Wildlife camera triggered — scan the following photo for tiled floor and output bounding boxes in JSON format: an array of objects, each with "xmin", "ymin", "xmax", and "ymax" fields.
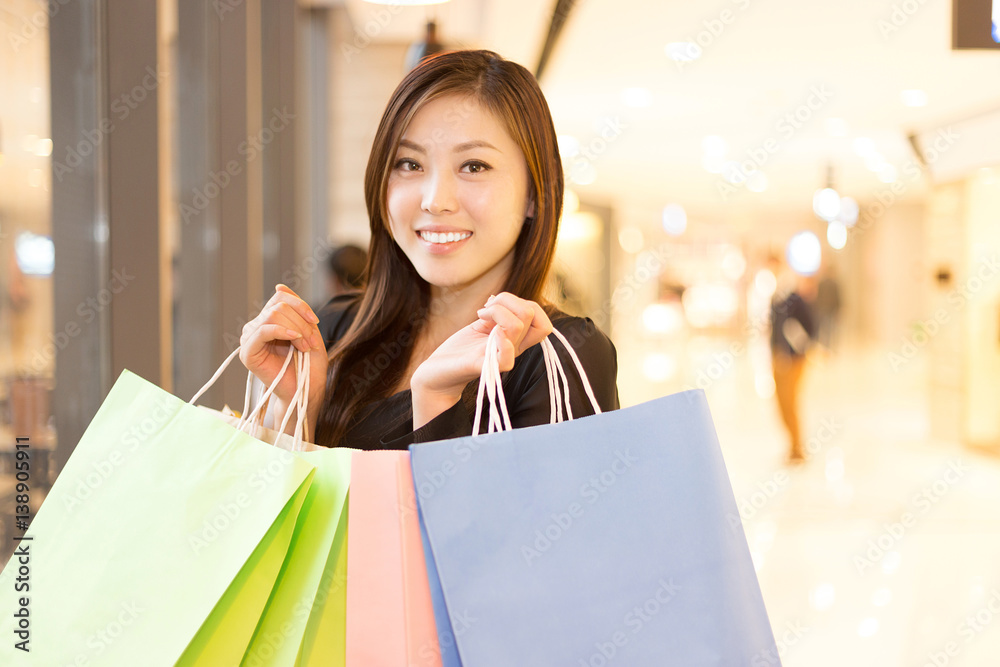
[{"xmin": 618, "ymin": 333, "xmax": 1000, "ymax": 666}]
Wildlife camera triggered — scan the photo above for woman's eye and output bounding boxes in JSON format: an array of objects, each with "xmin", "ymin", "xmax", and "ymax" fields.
[
  {"xmin": 395, "ymin": 158, "xmax": 420, "ymax": 172},
  {"xmin": 463, "ymin": 161, "xmax": 490, "ymax": 174}
]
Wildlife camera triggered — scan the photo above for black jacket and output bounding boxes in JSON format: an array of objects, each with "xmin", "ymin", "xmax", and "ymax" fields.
[{"xmin": 315, "ymin": 294, "xmax": 620, "ymax": 450}]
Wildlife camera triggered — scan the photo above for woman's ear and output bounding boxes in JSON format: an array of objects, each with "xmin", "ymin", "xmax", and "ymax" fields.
[{"xmin": 524, "ymin": 197, "xmax": 536, "ymax": 221}]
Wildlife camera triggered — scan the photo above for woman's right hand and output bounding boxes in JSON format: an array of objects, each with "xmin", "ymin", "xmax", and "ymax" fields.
[{"xmin": 239, "ymin": 285, "xmax": 329, "ymax": 417}]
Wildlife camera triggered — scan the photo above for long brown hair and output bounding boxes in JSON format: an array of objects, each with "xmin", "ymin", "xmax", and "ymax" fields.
[{"xmin": 314, "ymin": 50, "xmax": 564, "ymax": 447}]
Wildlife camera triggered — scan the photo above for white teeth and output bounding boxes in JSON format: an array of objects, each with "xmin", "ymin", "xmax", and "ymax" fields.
[{"xmin": 419, "ymin": 231, "xmax": 471, "ymax": 244}]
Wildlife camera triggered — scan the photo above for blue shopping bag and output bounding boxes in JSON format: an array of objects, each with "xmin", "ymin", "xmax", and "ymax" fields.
[{"xmin": 409, "ymin": 329, "xmax": 779, "ymax": 666}]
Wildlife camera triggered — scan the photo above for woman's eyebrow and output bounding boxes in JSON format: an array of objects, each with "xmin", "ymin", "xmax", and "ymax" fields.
[
  {"xmin": 398, "ymin": 139, "xmax": 425, "ymax": 153},
  {"xmin": 453, "ymin": 140, "xmax": 500, "ymax": 153},
  {"xmin": 397, "ymin": 138, "xmax": 501, "ymax": 154}
]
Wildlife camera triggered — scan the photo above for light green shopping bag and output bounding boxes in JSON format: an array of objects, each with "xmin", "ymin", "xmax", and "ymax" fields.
[
  {"xmin": 298, "ymin": 497, "xmax": 350, "ymax": 667},
  {"xmin": 177, "ymin": 475, "xmax": 310, "ymax": 666},
  {"xmin": 240, "ymin": 448, "xmax": 351, "ymax": 667},
  {"xmin": 0, "ymin": 369, "xmax": 316, "ymax": 666}
]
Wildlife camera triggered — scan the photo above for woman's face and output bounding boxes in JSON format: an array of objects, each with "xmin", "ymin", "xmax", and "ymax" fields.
[{"xmin": 387, "ymin": 94, "xmax": 534, "ymax": 297}]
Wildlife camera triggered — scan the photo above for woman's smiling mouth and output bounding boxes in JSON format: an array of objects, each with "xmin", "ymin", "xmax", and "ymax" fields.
[{"xmin": 417, "ymin": 230, "xmax": 473, "ymax": 244}]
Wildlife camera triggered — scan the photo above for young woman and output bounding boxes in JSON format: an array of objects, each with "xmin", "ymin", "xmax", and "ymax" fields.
[{"xmin": 239, "ymin": 50, "xmax": 619, "ymax": 449}]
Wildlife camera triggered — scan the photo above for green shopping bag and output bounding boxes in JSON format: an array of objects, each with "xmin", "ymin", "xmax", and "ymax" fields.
[
  {"xmin": 178, "ymin": 472, "xmax": 311, "ymax": 666},
  {"xmin": 241, "ymin": 448, "xmax": 351, "ymax": 667},
  {"xmin": 0, "ymin": 368, "xmax": 316, "ymax": 665},
  {"xmin": 192, "ymin": 347, "xmax": 354, "ymax": 666},
  {"xmin": 298, "ymin": 503, "xmax": 350, "ymax": 667}
]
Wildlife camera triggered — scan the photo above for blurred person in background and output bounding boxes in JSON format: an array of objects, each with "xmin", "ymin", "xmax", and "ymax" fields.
[
  {"xmin": 768, "ymin": 253, "xmax": 817, "ymax": 463},
  {"xmin": 324, "ymin": 244, "xmax": 367, "ymax": 298},
  {"xmin": 814, "ymin": 264, "xmax": 842, "ymax": 352}
]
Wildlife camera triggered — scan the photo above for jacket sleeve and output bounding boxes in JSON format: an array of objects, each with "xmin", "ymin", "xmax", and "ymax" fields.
[{"xmin": 316, "ymin": 293, "xmax": 362, "ymax": 350}]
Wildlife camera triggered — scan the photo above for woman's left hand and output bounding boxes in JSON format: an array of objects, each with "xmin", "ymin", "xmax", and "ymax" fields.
[{"xmin": 410, "ymin": 292, "xmax": 553, "ymax": 429}]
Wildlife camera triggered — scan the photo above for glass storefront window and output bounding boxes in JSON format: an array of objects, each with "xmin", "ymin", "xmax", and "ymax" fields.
[{"xmin": 0, "ymin": 2, "xmax": 55, "ymax": 563}]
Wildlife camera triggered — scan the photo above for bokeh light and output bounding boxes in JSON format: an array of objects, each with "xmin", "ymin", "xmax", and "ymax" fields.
[{"xmin": 786, "ymin": 231, "xmax": 822, "ymax": 276}]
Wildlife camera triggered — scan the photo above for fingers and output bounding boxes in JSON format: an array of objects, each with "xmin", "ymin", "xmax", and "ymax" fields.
[
  {"xmin": 243, "ymin": 287, "xmax": 324, "ymax": 356},
  {"xmin": 477, "ymin": 302, "xmax": 527, "ymax": 347},
  {"xmin": 268, "ymin": 284, "xmax": 321, "ymax": 328},
  {"xmin": 476, "ymin": 293, "xmax": 553, "ymax": 354},
  {"xmin": 520, "ymin": 300, "xmax": 553, "ymax": 350}
]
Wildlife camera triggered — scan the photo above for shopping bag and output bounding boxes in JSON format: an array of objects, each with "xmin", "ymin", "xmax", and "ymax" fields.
[
  {"xmin": 345, "ymin": 451, "xmax": 441, "ymax": 667},
  {"xmin": 176, "ymin": 475, "xmax": 311, "ymax": 666},
  {"xmin": 0, "ymin": 368, "xmax": 316, "ymax": 666},
  {"xmin": 242, "ymin": 447, "xmax": 351, "ymax": 667},
  {"xmin": 410, "ymin": 330, "xmax": 780, "ymax": 666},
  {"xmin": 297, "ymin": 492, "xmax": 350, "ymax": 667},
  {"xmin": 398, "ymin": 456, "xmax": 444, "ymax": 667},
  {"xmin": 201, "ymin": 346, "xmax": 352, "ymax": 666},
  {"xmin": 417, "ymin": 504, "xmax": 463, "ymax": 667}
]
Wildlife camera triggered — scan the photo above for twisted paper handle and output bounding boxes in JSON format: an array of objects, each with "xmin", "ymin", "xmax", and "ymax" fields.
[
  {"xmin": 189, "ymin": 344, "xmax": 312, "ymax": 451},
  {"xmin": 472, "ymin": 326, "xmax": 601, "ymax": 437}
]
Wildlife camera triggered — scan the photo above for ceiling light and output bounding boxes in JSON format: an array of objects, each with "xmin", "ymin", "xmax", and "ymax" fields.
[
  {"xmin": 852, "ymin": 137, "xmax": 876, "ymax": 157},
  {"xmin": 813, "ymin": 188, "xmax": 841, "ymax": 221},
  {"xmin": 900, "ymin": 89, "xmax": 927, "ymax": 107},
  {"xmin": 622, "ymin": 87, "xmax": 652, "ymax": 108},
  {"xmin": 662, "ymin": 204, "xmax": 687, "ymax": 236},
  {"xmin": 837, "ymin": 196, "xmax": 859, "ymax": 226},
  {"xmin": 827, "ymin": 221, "xmax": 847, "ymax": 250},
  {"xmin": 702, "ymin": 135, "xmax": 727, "ymax": 157},
  {"xmin": 787, "ymin": 231, "xmax": 822, "ymax": 276}
]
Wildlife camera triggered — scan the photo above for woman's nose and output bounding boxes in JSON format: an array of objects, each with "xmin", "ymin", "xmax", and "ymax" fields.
[{"xmin": 421, "ymin": 171, "xmax": 458, "ymax": 215}]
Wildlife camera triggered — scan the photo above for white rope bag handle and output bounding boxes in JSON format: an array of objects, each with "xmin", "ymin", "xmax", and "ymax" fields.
[
  {"xmin": 472, "ymin": 327, "xmax": 602, "ymax": 437},
  {"xmin": 189, "ymin": 345, "xmax": 312, "ymax": 451}
]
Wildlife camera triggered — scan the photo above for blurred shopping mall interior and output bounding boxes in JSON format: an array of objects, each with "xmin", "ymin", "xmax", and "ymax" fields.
[{"xmin": 2, "ymin": 0, "xmax": 1000, "ymax": 664}]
